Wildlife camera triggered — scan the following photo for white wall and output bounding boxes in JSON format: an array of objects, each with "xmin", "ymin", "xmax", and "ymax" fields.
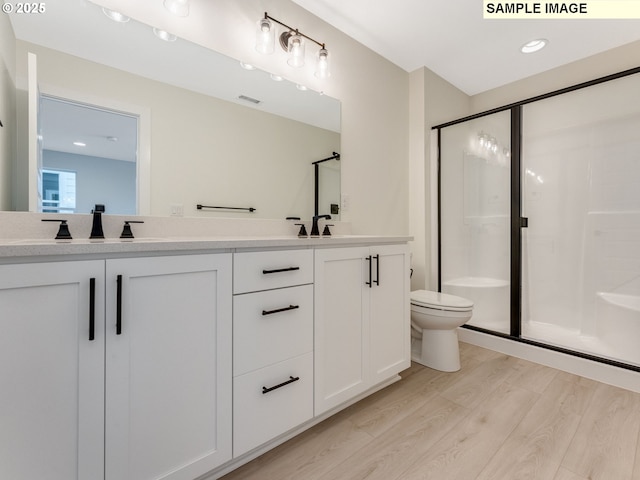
[
  {"xmin": 0, "ymin": 13, "xmax": 16, "ymax": 210},
  {"xmin": 409, "ymin": 67, "xmax": 470, "ymax": 291},
  {"xmin": 44, "ymin": 150, "xmax": 136, "ymax": 215}
]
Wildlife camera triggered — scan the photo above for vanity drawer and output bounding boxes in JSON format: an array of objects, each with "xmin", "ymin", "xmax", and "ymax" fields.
[
  {"xmin": 234, "ymin": 284, "xmax": 313, "ymax": 376},
  {"xmin": 233, "ymin": 352, "xmax": 313, "ymax": 457},
  {"xmin": 233, "ymin": 249, "xmax": 313, "ymax": 294}
]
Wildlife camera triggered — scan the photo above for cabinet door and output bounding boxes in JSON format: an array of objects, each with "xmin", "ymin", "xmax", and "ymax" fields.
[
  {"xmin": 0, "ymin": 260, "xmax": 105, "ymax": 480},
  {"xmin": 369, "ymin": 244, "xmax": 411, "ymax": 384},
  {"xmin": 105, "ymin": 254, "xmax": 232, "ymax": 480},
  {"xmin": 314, "ymin": 247, "xmax": 370, "ymax": 415}
]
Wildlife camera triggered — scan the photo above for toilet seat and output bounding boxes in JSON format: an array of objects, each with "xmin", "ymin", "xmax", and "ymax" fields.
[{"xmin": 410, "ymin": 290, "xmax": 473, "ymax": 312}]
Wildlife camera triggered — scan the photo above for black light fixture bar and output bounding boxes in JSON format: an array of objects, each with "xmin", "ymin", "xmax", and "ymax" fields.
[{"xmin": 263, "ymin": 12, "xmax": 326, "ymax": 49}]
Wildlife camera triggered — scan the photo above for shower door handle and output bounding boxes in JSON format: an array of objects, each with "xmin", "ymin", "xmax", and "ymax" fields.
[{"xmin": 520, "ymin": 217, "xmax": 529, "ymax": 228}]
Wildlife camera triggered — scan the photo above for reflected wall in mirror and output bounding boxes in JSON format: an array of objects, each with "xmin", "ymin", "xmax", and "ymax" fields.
[
  {"xmin": 3, "ymin": 0, "xmax": 341, "ymax": 220},
  {"xmin": 41, "ymin": 95, "xmax": 138, "ymax": 215}
]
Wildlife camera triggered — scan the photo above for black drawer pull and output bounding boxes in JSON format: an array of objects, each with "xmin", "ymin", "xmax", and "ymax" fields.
[
  {"xmin": 262, "ymin": 376, "xmax": 300, "ymax": 394},
  {"xmin": 262, "ymin": 266, "xmax": 300, "ymax": 275},
  {"xmin": 116, "ymin": 275, "xmax": 123, "ymax": 335},
  {"xmin": 373, "ymin": 254, "xmax": 380, "ymax": 286},
  {"xmin": 262, "ymin": 305, "xmax": 300, "ymax": 316},
  {"xmin": 89, "ymin": 278, "xmax": 96, "ymax": 341}
]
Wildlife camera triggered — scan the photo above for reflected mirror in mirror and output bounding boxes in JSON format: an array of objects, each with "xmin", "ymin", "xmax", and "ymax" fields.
[{"xmin": 4, "ymin": 0, "xmax": 341, "ymax": 220}]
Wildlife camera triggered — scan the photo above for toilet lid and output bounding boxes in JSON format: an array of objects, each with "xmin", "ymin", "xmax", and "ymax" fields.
[{"xmin": 410, "ymin": 290, "xmax": 473, "ymax": 311}]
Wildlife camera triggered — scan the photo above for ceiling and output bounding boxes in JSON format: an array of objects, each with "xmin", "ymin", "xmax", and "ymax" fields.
[{"xmin": 292, "ymin": 0, "xmax": 640, "ymax": 95}]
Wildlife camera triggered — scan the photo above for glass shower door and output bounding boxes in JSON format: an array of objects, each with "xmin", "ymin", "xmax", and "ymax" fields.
[
  {"xmin": 521, "ymin": 73, "xmax": 640, "ymax": 367},
  {"xmin": 440, "ymin": 110, "xmax": 511, "ymax": 334}
]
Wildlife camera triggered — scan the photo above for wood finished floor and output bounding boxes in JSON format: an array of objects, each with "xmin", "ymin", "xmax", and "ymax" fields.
[{"xmin": 221, "ymin": 342, "xmax": 640, "ymax": 480}]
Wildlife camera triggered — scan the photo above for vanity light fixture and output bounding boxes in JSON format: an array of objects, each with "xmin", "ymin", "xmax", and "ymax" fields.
[
  {"xmin": 255, "ymin": 12, "xmax": 330, "ymax": 79},
  {"xmin": 521, "ymin": 38, "xmax": 548, "ymax": 53},
  {"xmin": 73, "ymin": 141, "xmax": 87, "ymax": 147},
  {"xmin": 164, "ymin": 0, "xmax": 189, "ymax": 17},
  {"xmin": 102, "ymin": 7, "xmax": 130, "ymax": 23},
  {"xmin": 153, "ymin": 28, "xmax": 177, "ymax": 42}
]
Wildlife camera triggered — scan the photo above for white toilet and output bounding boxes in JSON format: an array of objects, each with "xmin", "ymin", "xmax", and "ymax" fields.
[{"xmin": 410, "ymin": 290, "xmax": 474, "ymax": 372}]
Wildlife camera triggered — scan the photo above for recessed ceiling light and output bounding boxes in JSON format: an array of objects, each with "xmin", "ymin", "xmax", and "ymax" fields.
[
  {"xmin": 296, "ymin": 84, "xmax": 308, "ymax": 91},
  {"xmin": 153, "ymin": 28, "xmax": 177, "ymax": 42},
  {"xmin": 239, "ymin": 62, "xmax": 256, "ymax": 70},
  {"xmin": 521, "ymin": 38, "xmax": 548, "ymax": 54},
  {"xmin": 270, "ymin": 74, "xmax": 284, "ymax": 82},
  {"xmin": 102, "ymin": 8, "xmax": 130, "ymax": 23},
  {"xmin": 73, "ymin": 141, "xmax": 86, "ymax": 147}
]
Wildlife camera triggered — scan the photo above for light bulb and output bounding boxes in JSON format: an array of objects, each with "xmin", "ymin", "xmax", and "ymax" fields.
[
  {"xmin": 315, "ymin": 48, "xmax": 330, "ymax": 79},
  {"xmin": 287, "ymin": 33, "xmax": 305, "ymax": 68},
  {"xmin": 255, "ymin": 17, "xmax": 275, "ymax": 54}
]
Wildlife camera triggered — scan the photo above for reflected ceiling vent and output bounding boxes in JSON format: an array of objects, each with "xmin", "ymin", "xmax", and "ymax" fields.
[{"xmin": 238, "ymin": 95, "xmax": 261, "ymax": 104}]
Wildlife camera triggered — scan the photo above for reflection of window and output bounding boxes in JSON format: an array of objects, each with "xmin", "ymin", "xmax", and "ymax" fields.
[{"xmin": 42, "ymin": 169, "xmax": 76, "ymax": 213}]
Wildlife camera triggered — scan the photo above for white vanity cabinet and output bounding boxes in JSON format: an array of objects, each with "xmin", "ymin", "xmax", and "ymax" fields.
[
  {"xmin": 314, "ymin": 244, "xmax": 410, "ymax": 415},
  {"xmin": 0, "ymin": 254, "xmax": 232, "ymax": 480},
  {"xmin": 0, "ymin": 260, "xmax": 106, "ymax": 480},
  {"xmin": 232, "ymin": 249, "xmax": 314, "ymax": 457},
  {"xmin": 104, "ymin": 254, "xmax": 232, "ymax": 480}
]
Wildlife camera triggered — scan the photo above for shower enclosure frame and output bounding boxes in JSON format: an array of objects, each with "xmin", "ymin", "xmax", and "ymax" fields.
[{"xmin": 433, "ymin": 65, "xmax": 640, "ymax": 373}]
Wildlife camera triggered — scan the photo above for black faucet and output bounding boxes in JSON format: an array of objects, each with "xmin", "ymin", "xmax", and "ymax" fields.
[
  {"xmin": 310, "ymin": 215, "xmax": 331, "ymax": 237},
  {"xmin": 90, "ymin": 204, "xmax": 105, "ymax": 239}
]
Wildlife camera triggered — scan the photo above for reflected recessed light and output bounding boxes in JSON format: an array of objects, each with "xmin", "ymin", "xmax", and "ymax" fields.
[
  {"xmin": 73, "ymin": 141, "xmax": 86, "ymax": 147},
  {"xmin": 521, "ymin": 38, "xmax": 548, "ymax": 53},
  {"xmin": 164, "ymin": 0, "xmax": 189, "ymax": 17},
  {"xmin": 153, "ymin": 28, "xmax": 177, "ymax": 42},
  {"xmin": 240, "ymin": 62, "xmax": 256, "ymax": 70},
  {"xmin": 102, "ymin": 7, "xmax": 130, "ymax": 23}
]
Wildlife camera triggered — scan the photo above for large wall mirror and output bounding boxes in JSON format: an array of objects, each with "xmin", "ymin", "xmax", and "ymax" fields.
[{"xmin": 4, "ymin": 0, "xmax": 341, "ymax": 220}]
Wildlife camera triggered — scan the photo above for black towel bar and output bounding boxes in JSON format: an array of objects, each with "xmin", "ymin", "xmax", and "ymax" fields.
[{"xmin": 197, "ymin": 204, "xmax": 255, "ymax": 212}]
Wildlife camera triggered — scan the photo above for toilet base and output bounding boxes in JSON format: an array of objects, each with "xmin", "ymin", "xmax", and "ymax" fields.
[{"xmin": 411, "ymin": 328, "xmax": 461, "ymax": 372}]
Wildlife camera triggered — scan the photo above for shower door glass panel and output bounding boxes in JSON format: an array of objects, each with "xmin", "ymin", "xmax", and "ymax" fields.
[
  {"xmin": 521, "ymin": 73, "xmax": 640, "ymax": 367},
  {"xmin": 440, "ymin": 111, "xmax": 511, "ymax": 334}
]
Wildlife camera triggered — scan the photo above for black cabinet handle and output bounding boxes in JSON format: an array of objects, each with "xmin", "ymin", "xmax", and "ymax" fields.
[
  {"xmin": 365, "ymin": 255, "xmax": 372, "ymax": 288},
  {"xmin": 89, "ymin": 278, "xmax": 96, "ymax": 341},
  {"xmin": 373, "ymin": 254, "xmax": 380, "ymax": 286},
  {"xmin": 262, "ymin": 305, "xmax": 300, "ymax": 316},
  {"xmin": 262, "ymin": 266, "xmax": 300, "ymax": 275},
  {"xmin": 116, "ymin": 275, "xmax": 122, "ymax": 335},
  {"xmin": 262, "ymin": 376, "xmax": 300, "ymax": 394}
]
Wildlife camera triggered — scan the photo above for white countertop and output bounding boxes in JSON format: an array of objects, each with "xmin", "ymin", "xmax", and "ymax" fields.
[{"xmin": 0, "ymin": 235, "xmax": 412, "ymax": 260}]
